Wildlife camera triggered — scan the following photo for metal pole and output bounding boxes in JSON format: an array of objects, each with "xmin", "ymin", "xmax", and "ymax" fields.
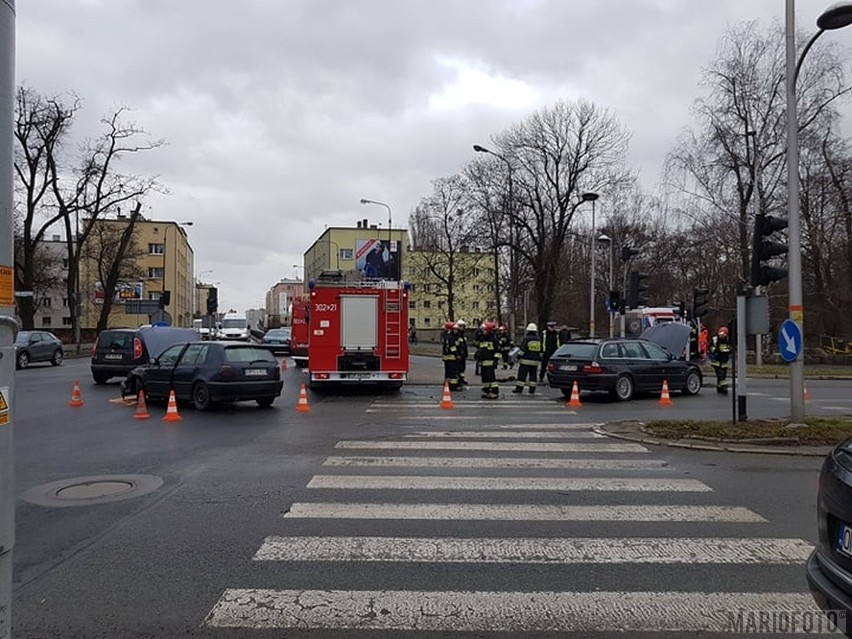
[
  {"xmin": 589, "ymin": 199, "xmax": 596, "ymax": 338},
  {"xmin": 608, "ymin": 242, "xmax": 614, "ymax": 338},
  {"xmin": 786, "ymin": 0, "xmax": 806, "ymax": 422},
  {"xmin": 736, "ymin": 291, "xmax": 748, "ymax": 421},
  {"xmin": 74, "ymin": 210, "xmax": 81, "ymax": 353},
  {"xmin": 0, "ymin": 3, "xmax": 16, "ymax": 637},
  {"xmin": 748, "ymin": 129, "xmax": 764, "ymax": 368}
]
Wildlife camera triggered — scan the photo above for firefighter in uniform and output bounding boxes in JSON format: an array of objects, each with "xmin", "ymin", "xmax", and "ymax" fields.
[
  {"xmin": 476, "ymin": 322, "xmax": 501, "ymax": 399},
  {"xmin": 497, "ymin": 325, "xmax": 513, "ymax": 369},
  {"xmin": 514, "ymin": 323, "xmax": 542, "ymax": 394},
  {"xmin": 539, "ymin": 320, "xmax": 560, "ymax": 383},
  {"xmin": 454, "ymin": 320, "xmax": 468, "ymax": 386},
  {"xmin": 708, "ymin": 325, "xmax": 732, "ymax": 394},
  {"xmin": 442, "ymin": 321, "xmax": 461, "ymax": 391},
  {"xmin": 473, "ymin": 322, "xmax": 486, "ymax": 376}
]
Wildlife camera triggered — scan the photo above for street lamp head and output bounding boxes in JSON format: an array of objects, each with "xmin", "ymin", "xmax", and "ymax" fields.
[
  {"xmin": 473, "ymin": 144, "xmax": 490, "ymax": 153},
  {"xmin": 359, "ymin": 198, "xmax": 370, "ymax": 205},
  {"xmin": 818, "ymin": 2, "xmax": 852, "ymax": 29},
  {"xmin": 581, "ymin": 192, "xmax": 599, "ymax": 202},
  {"xmin": 597, "ymin": 234, "xmax": 612, "ymax": 243}
]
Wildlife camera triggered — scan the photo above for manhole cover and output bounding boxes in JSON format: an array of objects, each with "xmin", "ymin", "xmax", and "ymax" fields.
[
  {"xmin": 56, "ymin": 481, "xmax": 134, "ymax": 500},
  {"xmin": 22, "ymin": 474, "xmax": 163, "ymax": 508}
]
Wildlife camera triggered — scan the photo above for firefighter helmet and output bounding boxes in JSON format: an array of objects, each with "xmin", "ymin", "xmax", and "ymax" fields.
[
  {"xmin": 456, "ymin": 319, "xmax": 466, "ymax": 328},
  {"xmin": 484, "ymin": 321, "xmax": 496, "ymax": 333},
  {"xmin": 718, "ymin": 326, "xmax": 729, "ymax": 337},
  {"xmin": 443, "ymin": 321, "xmax": 455, "ymax": 331},
  {"xmin": 526, "ymin": 323, "xmax": 538, "ymax": 332}
]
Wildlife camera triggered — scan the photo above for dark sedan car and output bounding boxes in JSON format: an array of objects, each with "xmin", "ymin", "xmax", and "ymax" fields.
[
  {"xmin": 14, "ymin": 330, "xmax": 64, "ymax": 369},
  {"xmin": 121, "ymin": 341, "xmax": 283, "ymax": 411},
  {"xmin": 262, "ymin": 327, "xmax": 292, "ymax": 355},
  {"xmin": 807, "ymin": 439, "xmax": 852, "ymax": 635},
  {"xmin": 545, "ymin": 323, "xmax": 702, "ymax": 401}
]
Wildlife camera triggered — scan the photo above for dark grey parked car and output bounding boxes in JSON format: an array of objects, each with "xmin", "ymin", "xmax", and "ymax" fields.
[
  {"xmin": 91, "ymin": 326, "xmax": 199, "ymax": 384},
  {"xmin": 14, "ymin": 330, "xmax": 64, "ymax": 369}
]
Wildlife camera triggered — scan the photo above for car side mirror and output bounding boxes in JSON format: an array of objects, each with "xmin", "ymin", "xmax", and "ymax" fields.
[{"xmin": 150, "ymin": 357, "xmax": 157, "ymax": 365}]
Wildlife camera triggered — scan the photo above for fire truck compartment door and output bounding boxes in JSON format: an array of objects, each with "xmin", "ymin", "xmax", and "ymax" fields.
[{"xmin": 341, "ymin": 295, "xmax": 378, "ymax": 350}]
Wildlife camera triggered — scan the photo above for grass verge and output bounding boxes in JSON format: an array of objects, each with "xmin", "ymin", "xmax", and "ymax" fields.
[{"xmin": 643, "ymin": 417, "xmax": 852, "ymax": 446}]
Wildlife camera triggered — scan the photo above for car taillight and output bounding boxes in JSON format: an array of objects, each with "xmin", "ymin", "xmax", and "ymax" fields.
[
  {"xmin": 217, "ymin": 365, "xmax": 236, "ymax": 379},
  {"xmin": 583, "ymin": 362, "xmax": 602, "ymax": 374},
  {"xmin": 133, "ymin": 338, "xmax": 143, "ymax": 359}
]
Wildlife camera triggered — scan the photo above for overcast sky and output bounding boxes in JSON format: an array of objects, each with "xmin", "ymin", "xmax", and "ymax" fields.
[{"xmin": 14, "ymin": 0, "xmax": 852, "ymax": 313}]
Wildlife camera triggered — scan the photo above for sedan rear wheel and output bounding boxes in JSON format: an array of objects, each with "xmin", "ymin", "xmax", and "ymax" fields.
[
  {"xmin": 256, "ymin": 396, "xmax": 275, "ymax": 408},
  {"xmin": 682, "ymin": 370, "xmax": 702, "ymax": 396},
  {"xmin": 192, "ymin": 381, "xmax": 212, "ymax": 411},
  {"xmin": 16, "ymin": 351, "xmax": 29, "ymax": 369},
  {"xmin": 612, "ymin": 374, "xmax": 634, "ymax": 401}
]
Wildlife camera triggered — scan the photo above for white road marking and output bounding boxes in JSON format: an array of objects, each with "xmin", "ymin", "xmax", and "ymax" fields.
[
  {"xmin": 253, "ymin": 535, "xmax": 812, "ymax": 564},
  {"xmin": 206, "ymin": 590, "xmax": 827, "ymax": 632},
  {"xmin": 322, "ymin": 456, "xmax": 669, "ymax": 470},
  {"xmin": 306, "ymin": 475, "xmax": 711, "ymax": 492},
  {"xmin": 282, "ymin": 502, "xmax": 765, "ymax": 522},
  {"xmin": 403, "ymin": 430, "xmax": 605, "ymax": 439},
  {"xmin": 334, "ymin": 440, "xmax": 648, "ymax": 453}
]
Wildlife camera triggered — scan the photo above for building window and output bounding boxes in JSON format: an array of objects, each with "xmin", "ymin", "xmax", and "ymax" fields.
[
  {"xmin": 339, "ymin": 248, "xmax": 353, "ymax": 261},
  {"xmin": 423, "ymin": 317, "xmax": 431, "ymax": 326},
  {"xmin": 408, "ymin": 267, "xmax": 417, "ymax": 278},
  {"xmin": 423, "ymin": 300, "xmax": 431, "ymax": 309},
  {"xmin": 62, "ymin": 258, "xmax": 69, "ymax": 268},
  {"xmin": 472, "ymin": 268, "xmax": 481, "ymax": 277},
  {"xmin": 62, "ymin": 317, "xmax": 72, "ymax": 326},
  {"xmin": 42, "ymin": 297, "xmax": 52, "ymax": 307},
  {"xmin": 473, "ymin": 301, "xmax": 481, "ymax": 310},
  {"xmin": 148, "ymin": 267, "xmax": 165, "ymax": 279},
  {"xmin": 41, "ymin": 316, "xmax": 51, "ymax": 326},
  {"xmin": 149, "ymin": 243, "xmax": 164, "ymax": 255},
  {"xmin": 409, "ymin": 301, "xmax": 416, "ymax": 309},
  {"xmin": 438, "ymin": 300, "xmax": 444, "ymax": 309},
  {"xmin": 422, "ymin": 284, "xmax": 431, "ymax": 294},
  {"xmin": 408, "ymin": 283, "xmax": 416, "ymax": 292},
  {"xmin": 62, "ymin": 297, "xmax": 68, "ymax": 307},
  {"xmin": 473, "ymin": 284, "xmax": 481, "ymax": 293}
]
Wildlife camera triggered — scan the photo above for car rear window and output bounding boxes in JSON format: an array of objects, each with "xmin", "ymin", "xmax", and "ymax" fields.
[
  {"xmin": 224, "ymin": 347, "xmax": 277, "ymax": 364},
  {"xmin": 553, "ymin": 343, "xmax": 598, "ymax": 359},
  {"xmin": 98, "ymin": 331, "xmax": 134, "ymax": 349}
]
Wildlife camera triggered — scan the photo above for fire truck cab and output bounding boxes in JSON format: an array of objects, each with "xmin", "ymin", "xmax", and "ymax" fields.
[{"xmin": 306, "ymin": 271, "xmax": 409, "ymax": 390}]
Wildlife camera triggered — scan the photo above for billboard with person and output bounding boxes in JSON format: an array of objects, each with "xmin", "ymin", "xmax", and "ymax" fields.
[{"xmin": 355, "ymin": 239, "xmax": 400, "ymax": 280}]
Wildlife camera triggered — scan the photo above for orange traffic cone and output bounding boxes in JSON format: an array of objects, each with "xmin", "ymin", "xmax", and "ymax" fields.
[
  {"xmin": 440, "ymin": 381, "xmax": 454, "ymax": 409},
  {"xmin": 296, "ymin": 384, "xmax": 311, "ymax": 413},
  {"xmin": 133, "ymin": 390, "xmax": 150, "ymax": 420},
  {"xmin": 69, "ymin": 381, "xmax": 84, "ymax": 407},
  {"xmin": 163, "ymin": 389, "xmax": 182, "ymax": 422},
  {"xmin": 804, "ymin": 387, "xmax": 811, "ymax": 401},
  {"xmin": 659, "ymin": 379, "xmax": 673, "ymax": 406},
  {"xmin": 567, "ymin": 381, "xmax": 582, "ymax": 408}
]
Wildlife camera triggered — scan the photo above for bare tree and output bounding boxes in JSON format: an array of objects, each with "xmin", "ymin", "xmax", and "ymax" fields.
[
  {"xmin": 13, "ymin": 86, "xmax": 78, "ymax": 328},
  {"xmin": 492, "ymin": 99, "xmax": 633, "ymax": 328}
]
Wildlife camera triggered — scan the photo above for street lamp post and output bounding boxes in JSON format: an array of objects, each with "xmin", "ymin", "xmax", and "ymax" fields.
[
  {"xmin": 598, "ymin": 234, "xmax": 614, "ymax": 337},
  {"xmin": 582, "ymin": 192, "xmax": 599, "ymax": 337},
  {"xmin": 360, "ymin": 198, "xmax": 392, "ymax": 244},
  {"xmin": 786, "ymin": 0, "xmax": 852, "ymax": 422},
  {"xmin": 473, "ymin": 144, "xmax": 516, "ymax": 334}
]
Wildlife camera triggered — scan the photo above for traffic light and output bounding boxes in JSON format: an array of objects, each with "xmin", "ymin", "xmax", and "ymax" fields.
[
  {"xmin": 621, "ymin": 245, "xmax": 640, "ymax": 262},
  {"xmin": 692, "ymin": 287, "xmax": 709, "ymax": 319},
  {"xmin": 608, "ymin": 290, "xmax": 621, "ymax": 313},
  {"xmin": 675, "ymin": 301, "xmax": 686, "ymax": 318},
  {"xmin": 627, "ymin": 271, "xmax": 648, "ymax": 309},
  {"xmin": 206, "ymin": 287, "xmax": 218, "ymax": 315},
  {"xmin": 158, "ymin": 290, "xmax": 171, "ymax": 309},
  {"xmin": 750, "ymin": 213, "xmax": 788, "ymax": 287}
]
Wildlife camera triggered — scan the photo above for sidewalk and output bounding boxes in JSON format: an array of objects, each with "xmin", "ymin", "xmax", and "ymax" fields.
[{"xmin": 595, "ymin": 420, "xmax": 833, "ymax": 457}]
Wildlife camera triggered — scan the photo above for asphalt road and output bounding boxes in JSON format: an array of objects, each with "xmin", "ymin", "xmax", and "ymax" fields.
[{"xmin": 8, "ymin": 355, "xmax": 846, "ymax": 638}]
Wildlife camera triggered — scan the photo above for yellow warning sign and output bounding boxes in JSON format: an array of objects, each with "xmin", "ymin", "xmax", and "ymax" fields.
[
  {"xmin": 0, "ymin": 387, "xmax": 8, "ymax": 426},
  {"xmin": 0, "ymin": 265, "xmax": 12, "ymax": 306}
]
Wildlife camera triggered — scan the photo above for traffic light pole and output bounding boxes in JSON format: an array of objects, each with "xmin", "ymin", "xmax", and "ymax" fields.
[
  {"xmin": 0, "ymin": 3, "xmax": 15, "ymax": 637},
  {"xmin": 736, "ymin": 286, "xmax": 748, "ymax": 421}
]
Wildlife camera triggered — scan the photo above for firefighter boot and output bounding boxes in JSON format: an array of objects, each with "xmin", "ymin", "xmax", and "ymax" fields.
[{"xmin": 512, "ymin": 386, "xmax": 523, "ymax": 394}]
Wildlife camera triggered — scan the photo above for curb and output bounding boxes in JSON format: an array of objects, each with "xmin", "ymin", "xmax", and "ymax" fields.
[{"xmin": 593, "ymin": 425, "xmax": 832, "ymax": 457}]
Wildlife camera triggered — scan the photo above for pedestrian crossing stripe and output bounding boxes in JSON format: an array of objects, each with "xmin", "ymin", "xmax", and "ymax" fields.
[
  {"xmin": 252, "ymin": 536, "xmax": 813, "ymax": 564},
  {"xmin": 305, "ymin": 475, "xmax": 712, "ymax": 492},
  {"xmin": 282, "ymin": 502, "xmax": 766, "ymax": 522},
  {"xmin": 334, "ymin": 440, "xmax": 649, "ymax": 453},
  {"xmin": 205, "ymin": 590, "xmax": 830, "ymax": 633},
  {"xmin": 322, "ymin": 456, "xmax": 670, "ymax": 470},
  {"xmin": 402, "ymin": 430, "xmax": 606, "ymax": 439}
]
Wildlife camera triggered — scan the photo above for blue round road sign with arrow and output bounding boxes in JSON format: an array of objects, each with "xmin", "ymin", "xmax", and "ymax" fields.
[{"xmin": 778, "ymin": 319, "xmax": 802, "ymax": 363}]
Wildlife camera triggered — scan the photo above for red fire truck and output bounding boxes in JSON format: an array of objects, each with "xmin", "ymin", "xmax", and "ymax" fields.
[
  {"xmin": 290, "ymin": 294, "xmax": 310, "ymax": 368},
  {"xmin": 306, "ymin": 272, "xmax": 409, "ymax": 390}
]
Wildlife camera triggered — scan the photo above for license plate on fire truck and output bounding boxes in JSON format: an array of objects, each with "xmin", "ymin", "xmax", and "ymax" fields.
[{"xmin": 345, "ymin": 373, "xmax": 373, "ymax": 379}]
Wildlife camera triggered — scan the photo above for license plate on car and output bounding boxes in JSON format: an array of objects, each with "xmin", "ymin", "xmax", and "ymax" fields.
[
  {"xmin": 837, "ymin": 523, "xmax": 852, "ymax": 558},
  {"xmin": 245, "ymin": 369, "xmax": 267, "ymax": 376},
  {"xmin": 560, "ymin": 364, "xmax": 577, "ymax": 371},
  {"xmin": 104, "ymin": 354, "xmax": 123, "ymax": 360}
]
